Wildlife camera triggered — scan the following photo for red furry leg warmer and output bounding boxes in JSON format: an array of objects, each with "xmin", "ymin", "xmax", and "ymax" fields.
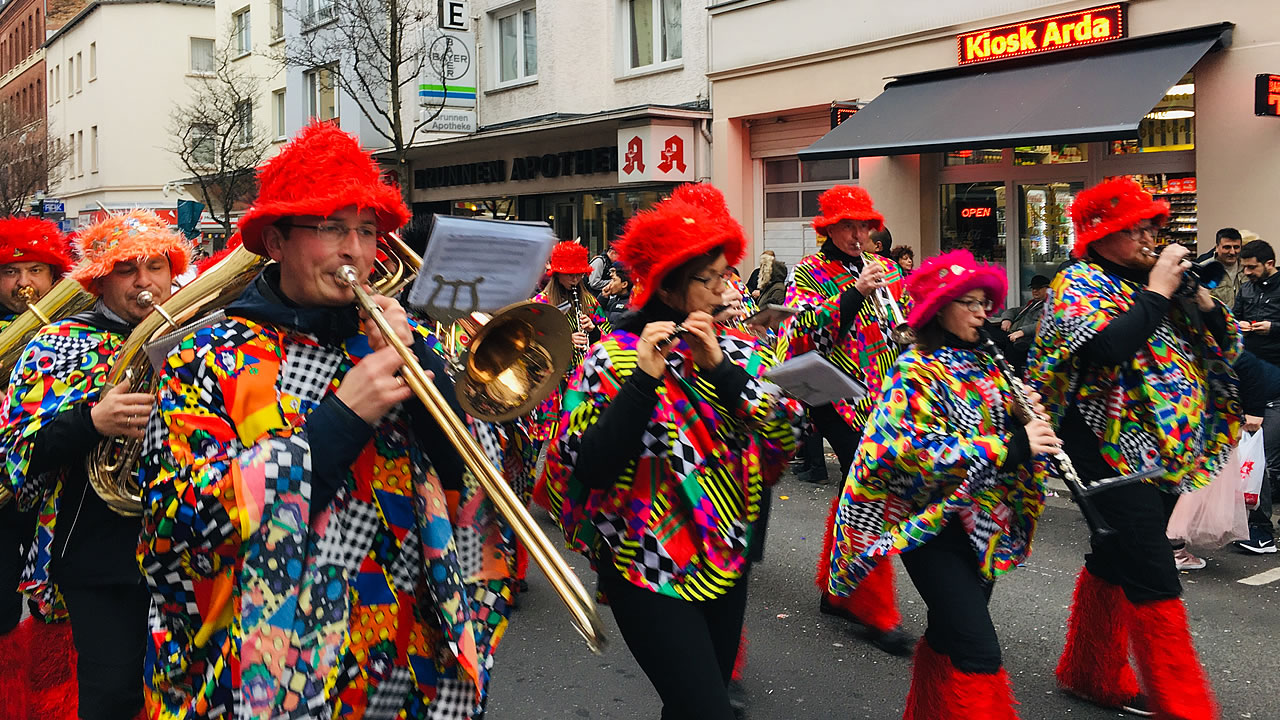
[
  {"xmin": 0, "ymin": 617, "xmax": 79, "ymax": 720},
  {"xmin": 1129, "ymin": 598, "xmax": 1219, "ymax": 720},
  {"xmin": 1055, "ymin": 568, "xmax": 1139, "ymax": 707},
  {"xmin": 731, "ymin": 625, "xmax": 748, "ymax": 683},
  {"xmin": 817, "ymin": 496, "xmax": 902, "ymax": 632},
  {"xmin": 514, "ymin": 541, "xmax": 530, "ymax": 582},
  {"xmin": 902, "ymin": 638, "xmax": 1019, "ymax": 720}
]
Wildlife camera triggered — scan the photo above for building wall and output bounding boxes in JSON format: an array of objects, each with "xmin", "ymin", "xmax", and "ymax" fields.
[
  {"xmin": 0, "ymin": 0, "xmax": 46, "ymax": 126},
  {"xmin": 215, "ymin": 0, "xmax": 286, "ymax": 159},
  {"xmin": 709, "ymin": 0, "xmax": 1280, "ymax": 261},
  {"xmin": 45, "ymin": 1, "xmax": 216, "ymax": 220}
]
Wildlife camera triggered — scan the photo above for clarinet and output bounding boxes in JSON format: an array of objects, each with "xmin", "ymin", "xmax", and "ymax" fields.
[
  {"xmin": 979, "ymin": 331, "xmax": 1118, "ymax": 544},
  {"xmin": 570, "ymin": 285, "xmax": 586, "ymax": 365}
]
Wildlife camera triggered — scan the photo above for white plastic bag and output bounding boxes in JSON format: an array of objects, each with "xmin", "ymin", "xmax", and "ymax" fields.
[
  {"xmin": 1237, "ymin": 430, "xmax": 1265, "ymax": 510},
  {"xmin": 1166, "ymin": 445, "xmax": 1250, "ymax": 547}
]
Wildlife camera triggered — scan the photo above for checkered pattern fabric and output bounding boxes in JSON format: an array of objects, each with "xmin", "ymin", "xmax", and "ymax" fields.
[{"xmin": 426, "ymin": 676, "xmax": 479, "ymax": 720}]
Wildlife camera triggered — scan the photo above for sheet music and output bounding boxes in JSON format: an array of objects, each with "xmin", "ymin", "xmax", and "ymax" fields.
[
  {"xmin": 765, "ymin": 351, "xmax": 868, "ymax": 407},
  {"xmin": 406, "ymin": 215, "xmax": 556, "ymax": 322}
]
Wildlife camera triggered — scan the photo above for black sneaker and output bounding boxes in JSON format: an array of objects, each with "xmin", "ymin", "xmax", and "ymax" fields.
[
  {"xmin": 1233, "ymin": 528, "xmax": 1277, "ymax": 554},
  {"xmin": 1120, "ymin": 694, "xmax": 1156, "ymax": 717},
  {"xmin": 864, "ymin": 625, "xmax": 915, "ymax": 657}
]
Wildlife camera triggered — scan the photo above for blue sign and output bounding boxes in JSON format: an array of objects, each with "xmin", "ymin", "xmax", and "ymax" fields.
[{"xmin": 42, "ymin": 199, "xmax": 64, "ymax": 213}]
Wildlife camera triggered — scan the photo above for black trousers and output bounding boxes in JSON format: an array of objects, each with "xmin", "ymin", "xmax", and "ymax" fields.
[
  {"xmin": 900, "ymin": 521, "xmax": 1001, "ymax": 674},
  {"xmin": 598, "ymin": 559, "xmax": 750, "ymax": 720},
  {"xmin": 61, "ymin": 583, "xmax": 150, "ymax": 720},
  {"xmin": 810, "ymin": 403, "xmax": 859, "ymax": 478},
  {"xmin": 1084, "ymin": 481, "xmax": 1182, "ymax": 604},
  {"xmin": 0, "ymin": 503, "xmax": 37, "ymax": 634}
]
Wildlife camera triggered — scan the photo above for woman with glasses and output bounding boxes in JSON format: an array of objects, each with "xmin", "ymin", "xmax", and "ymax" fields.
[
  {"xmin": 542, "ymin": 185, "xmax": 801, "ymax": 720},
  {"xmin": 827, "ymin": 249, "xmax": 1056, "ymax": 719}
]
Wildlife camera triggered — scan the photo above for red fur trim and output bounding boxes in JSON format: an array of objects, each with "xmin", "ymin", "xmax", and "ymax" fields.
[
  {"xmin": 731, "ymin": 625, "xmax": 748, "ymax": 682},
  {"xmin": 818, "ymin": 497, "xmax": 902, "ymax": 631},
  {"xmin": 0, "ymin": 617, "xmax": 34, "ymax": 720},
  {"xmin": 904, "ymin": 638, "xmax": 1020, "ymax": 720},
  {"xmin": 70, "ymin": 209, "xmax": 192, "ymax": 291},
  {"xmin": 548, "ymin": 241, "xmax": 591, "ymax": 275},
  {"xmin": 238, "ymin": 121, "xmax": 410, "ymax": 255},
  {"xmin": 0, "ymin": 617, "xmax": 79, "ymax": 720},
  {"xmin": 811, "ymin": 185, "xmax": 884, "ymax": 237},
  {"xmin": 1055, "ymin": 568, "xmax": 1139, "ymax": 707},
  {"xmin": 0, "ymin": 216, "xmax": 72, "ymax": 274},
  {"xmin": 815, "ymin": 496, "xmax": 839, "ymax": 591},
  {"xmin": 1129, "ymin": 598, "xmax": 1219, "ymax": 720},
  {"xmin": 616, "ymin": 186, "xmax": 745, "ymax": 309},
  {"xmin": 514, "ymin": 541, "xmax": 530, "ymax": 582},
  {"xmin": 1069, "ymin": 177, "xmax": 1170, "ymax": 258}
]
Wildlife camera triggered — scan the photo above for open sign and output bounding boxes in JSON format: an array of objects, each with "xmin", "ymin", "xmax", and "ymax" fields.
[{"xmin": 961, "ymin": 207, "xmax": 993, "ymax": 218}]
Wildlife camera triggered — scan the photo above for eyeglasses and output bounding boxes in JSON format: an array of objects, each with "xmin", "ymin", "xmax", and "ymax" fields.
[
  {"xmin": 692, "ymin": 271, "xmax": 733, "ymax": 290},
  {"xmin": 953, "ymin": 298, "xmax": 994, "ymax": 313},
  {"xmin": 287, "ymin": 222, "xmax": 379, "ymax": 243},
  {"xmin": 1124, "ymin": 224, "xmax": 1159, "ymax": 240}
]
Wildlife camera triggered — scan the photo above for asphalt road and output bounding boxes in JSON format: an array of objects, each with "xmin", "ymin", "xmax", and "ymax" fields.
[{"xmin": 487, "ymin": 469, "xmax": 1279, "ymax": 720}]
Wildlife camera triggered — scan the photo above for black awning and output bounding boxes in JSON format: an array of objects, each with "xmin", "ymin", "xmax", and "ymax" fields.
[{"xmin": 800, "ymin": 23, "xmax": 1232, "ymax": 160}]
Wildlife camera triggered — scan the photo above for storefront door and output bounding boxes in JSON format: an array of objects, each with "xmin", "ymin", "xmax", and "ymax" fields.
[{"xmin": 1017, "ymin": 181, "xmax": 1084, "ymax": 297}]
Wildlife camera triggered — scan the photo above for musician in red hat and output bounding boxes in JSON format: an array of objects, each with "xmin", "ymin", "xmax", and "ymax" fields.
[
  {"xmin": 543, "ymin": 185, "xmax": 801, "ymax": 720},
  {"xmin": 0, "ymin": 217, "xmax": 72, "ymax": 330},
  {"xmin": 829, "ymin": 249, "xmax": 1055, "ymax": 719},
  {"xmin": 1, "ymin": 209, "xmax": 189, "ymax": 720},
  {"xmin": 781, "ymin": 184, "xmax": 913, "ymax": 655},
  {"xmin": 138, "ymin": 122, "xmax": 516, "ymax": 720},
  {"xmin": 1029, "ymin": 177, "xmax": 1238, "ymax": 719}
]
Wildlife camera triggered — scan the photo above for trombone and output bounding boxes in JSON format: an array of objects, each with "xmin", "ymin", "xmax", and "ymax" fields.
[{"xmin": 337, "ymin": 265, "xmax": 607, "ymax": 654}]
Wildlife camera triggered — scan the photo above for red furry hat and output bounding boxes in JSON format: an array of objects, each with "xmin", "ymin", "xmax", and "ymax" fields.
[
  {"xmin": 616, "ymin": 185, "xmax": 746, "ymax": 309},
  {"xmin": 1069, "ymin": 178, "xmax": 1170, "ymax": 258},
  {"xmin": 0, "ymin": 217, "xmax": 73, "ymax": 276},
  {"xmin": 548, "ymin": 241, "xmax": 591, "ymax": 275},
  {"xmin": 70, "ymin": 209, "xmax": 192, "ymax": 293},
  {"xmin": 238, "ymin": 121, "xmax": 410, "ymax": 255},
  {"xmin": 812, "ymin": 185, "xmax": 884, "ymax": 237},
  {"xmin": 905, "ymin": 250, "xmax": 1007, "ymax": 330}
]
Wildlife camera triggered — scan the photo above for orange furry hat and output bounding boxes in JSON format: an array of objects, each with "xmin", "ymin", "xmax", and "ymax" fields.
[
  {"xmin": 70, "ymin": 209, "xmax": 192, "ymax": 293},
  {"xmin": 237, "ymin": 121, "xmax": 410, "ymax": 255}
]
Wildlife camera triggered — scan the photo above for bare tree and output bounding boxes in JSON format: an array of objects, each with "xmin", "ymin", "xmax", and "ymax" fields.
[
  {"xmin": 169, "ymin": 29, "xmax": 274, "ymax": 236},
  {"xmin": 0, "ymin": 109, "xmax": 71, "ymax": 218},
  {"xmin": 278, "ymin": 0, "xmax": 449, "ymax": 197}
]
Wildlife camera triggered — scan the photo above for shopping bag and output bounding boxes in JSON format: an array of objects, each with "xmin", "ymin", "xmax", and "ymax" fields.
[
  {"xmin": 1166, "ymin": 445, "xmax": 1249, "ymax": 547},
  {"xmin": 1237, "ymin": 430, "xmax": 1265, "ymax": 510}
]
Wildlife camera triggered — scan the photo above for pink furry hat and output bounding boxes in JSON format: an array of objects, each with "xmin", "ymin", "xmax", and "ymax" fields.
[{"xmin": 905, "ymin": 250, "xmax": 1007, "ymax": 330}]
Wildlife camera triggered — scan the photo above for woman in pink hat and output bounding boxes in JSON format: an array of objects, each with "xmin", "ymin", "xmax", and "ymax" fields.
[{"xmin": 827, "ymin": 249, "xmax": 1057, "ymax": 719}]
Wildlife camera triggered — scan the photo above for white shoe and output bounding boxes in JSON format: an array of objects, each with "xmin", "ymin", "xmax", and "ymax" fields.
[{"xmin": 1173, "ymin": 547, "xmax": 1206, "ymax": 571}]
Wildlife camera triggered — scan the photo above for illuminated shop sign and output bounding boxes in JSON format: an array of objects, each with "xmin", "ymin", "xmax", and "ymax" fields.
[
  {"xmin": 957, "ymin": 3, "xmax": 1127, "ymax": 66},
  {"xmin": 830, "ymin": 104, "xmax": 859, "ymax": 130},
  {"xmin": 1256, "ymin": 74, "xmax": 1280, "ymax": 117}
]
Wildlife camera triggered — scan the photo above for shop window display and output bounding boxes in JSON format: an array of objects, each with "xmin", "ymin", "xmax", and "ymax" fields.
[
  {"xmin": 941, "ymin": 182, "xmax": 1007, "ymax": 265},
  {"xmin": 1019, "ymin": 182, "xmax": 1081, "ymax": 300},
  {"xmin": 1013, "ymin": 144, "xmax": 1088, "ymax": 165},
  {"xmin": 1111, "ymin": 73, "xmax": 1195, "ymax": 154},
  {"xmin": 944, "ymin": 148, "xmax": 1004, "ymax": 166}
]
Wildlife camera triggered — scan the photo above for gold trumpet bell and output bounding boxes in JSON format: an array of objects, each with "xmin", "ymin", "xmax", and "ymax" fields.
[{"xmin": 456, "ymin": 301, "xmax": 573, "ymax": 422}]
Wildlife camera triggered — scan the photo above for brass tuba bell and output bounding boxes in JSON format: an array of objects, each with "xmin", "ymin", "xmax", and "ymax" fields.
[{"xmin": 452, "ymin": 302, "xmax": 573, "ymax": 422}]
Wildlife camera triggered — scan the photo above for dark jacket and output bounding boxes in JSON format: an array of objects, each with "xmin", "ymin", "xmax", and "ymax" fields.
[
  {"xmin": 1233, "ymin": 350, "xmax": 1280, "ymax": 416},
  {"xmin": 1234, "ymin": 272, "xmax": 1280, "ymax": 366}
]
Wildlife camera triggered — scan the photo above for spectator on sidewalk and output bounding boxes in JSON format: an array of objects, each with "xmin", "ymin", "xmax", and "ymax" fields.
[
  {"xmin": 1235, "ymin": 238, "xmax": 1280, "ymax": 366},
  {"xmin": 1232, "ymin": 350, "xmax": 1280, "ymax": 553},
  {"xmin": 890, "ymin": 246, "xmax": 915, "ymax": 275},
  {"xmin": 587, "ymin": 245, "xmax": 619, "ymax": 296},
  {"xmin": 1196, "ymin": 228, "xmax": 1243, "ymax": 307},
  {"xmin": 600, "ymin": 265, "xmax": 633, "ymax": 327}
]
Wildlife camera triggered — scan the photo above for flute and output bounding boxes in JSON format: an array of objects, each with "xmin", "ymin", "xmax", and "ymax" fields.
[{"xmin": 657, "ymin": 304, "xmax": 730, "ymax": 349}]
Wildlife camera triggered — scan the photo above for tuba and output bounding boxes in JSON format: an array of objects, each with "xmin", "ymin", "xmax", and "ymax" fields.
[
  {"xmin": 0, "ymin": 278, "xmax": 97, "ymax": 509},
  {"xmin": 449, "ymin": 303, "xmax": 574, "ymax": 422}
]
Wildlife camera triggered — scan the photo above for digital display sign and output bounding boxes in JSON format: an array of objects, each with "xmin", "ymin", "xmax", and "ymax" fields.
[
  {"xmin": 957, "ymin": 4, "xmax": 1127, "ymax": 66},
  {"xmin": 1256, "ymin": 74, "xmax": 1280, "ymax": 117},
  {"xmin": 830, "ymin": 105, "xmax": 859, "ymax": 129}
]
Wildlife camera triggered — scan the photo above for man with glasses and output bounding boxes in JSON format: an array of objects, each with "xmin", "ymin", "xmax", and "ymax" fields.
[
  {"xmin": 781, "ymin": 184, "xmax": 913, "ymax": 656},
  {"xmin": 1028, "ymin": 177, "xmax": 1237, "ymax": 719},
  {"xmin": 138, "ymin": 122, "xmax": 515, "ymax": 719},
  {"xmin": 1235, "ymin": 238, "xmax": 1280, "ymax": 366}
]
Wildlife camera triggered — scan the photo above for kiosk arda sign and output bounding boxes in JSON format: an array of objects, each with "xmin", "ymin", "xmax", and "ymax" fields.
[
  {"xmin": 1256, "ymin": 74, "xmax": 1280, "ymax": 117},
  {"xmin": 957, "ymin": 3, "xmax": 1127, "ymax": 66}
]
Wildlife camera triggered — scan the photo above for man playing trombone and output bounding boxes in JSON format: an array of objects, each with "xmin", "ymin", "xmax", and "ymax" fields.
[
  {"xmin": 781, "ymin": 184, "xmax": 913, "ymax": 656},
  {"xmin": 0, "ymin": 210, "xmax": 188, "ymax": 720},
  {"xmin": 137, "ymin": 122, "xmax": 514, "ymax": 719}
]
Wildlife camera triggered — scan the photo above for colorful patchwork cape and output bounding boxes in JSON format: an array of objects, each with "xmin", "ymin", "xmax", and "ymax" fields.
[
  {"xmin": 780, "ymin": 251, "xmax": 909, "ymax": 428},
  {"xmin": 138, "ymin": 317, "xmax": 515, "ymax": 720},
  {"xmin": 528, "ymin": 288, "xmax": 610, "ymax": 442},
  {"xmin": 0, "ymin": 317, "xmax": 123, "ymax": 617},
  {"xmin": 1027, "ymin": 260, "xmax": 1241, "ymax": 493},
  {"xmin": 543, "ymin": 327, "xmax": 801, "ymax": 602},
  {"xmin": 828, "ymin": 346, "xmax": 1048, "ymax": 594}
]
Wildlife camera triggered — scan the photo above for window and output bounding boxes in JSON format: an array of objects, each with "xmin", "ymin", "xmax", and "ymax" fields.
[
  {"xmin": 68, "ymin": 133, "xmax": 75, "ymax": 176},
  {"xmin": 190, "ymin": 37, "xmax": 215, "ymax": 74},
  {"xmin": 77, "ymin": 130, "xmax": 83, "ymax": 176},
  {"xmin": 90, "ymin": 126, "xmax": 98, "ymax": 172},
  {"xmin": 493, "ymin": 2, "xmax": 537, "ymax": 86},
  {"xmin": 305, "ymin": 65, "xmax": 338, "ymax": 122},
  {"xmin": 762, "ymin": 156, "xmax": 857, "ymax": 219},
  {"xmin": 89, "ymin": 42, "xmax": 96, "ymax": 80},
  {"xmin": 272, "ymin": 89, "xmax": 286, "ymax": 139},
  {"xmin": 302, "ymin": 0, "xmax": 335, "ymax": 28},
  {"xmin": 75, "ymin": 52, "xmax": 82, "ymax": 92},
  {"xmin": 624, "ymin": 0, "xmax": 680, "ymax": 71},
  {"xmin": 49, "ymin": 69, "xmax": 55, "ymax": 103},
  {"xmin": 270, "ymin": 0, "xmax": 284, "ymax": 39},
  {"xmin": 66, "ymin": 57, "xmax": 73, "ymax": 98},
  {"xmin": 191, "ymin": 124, "xmax": 215, "ymax": 166},
  {"xmin": 234, "ymin": 99, "xmax": 253, "ymax": 146},
  {"xmin": 232, "ymin": 8, "xmax": 251, "ymax": 56}
]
